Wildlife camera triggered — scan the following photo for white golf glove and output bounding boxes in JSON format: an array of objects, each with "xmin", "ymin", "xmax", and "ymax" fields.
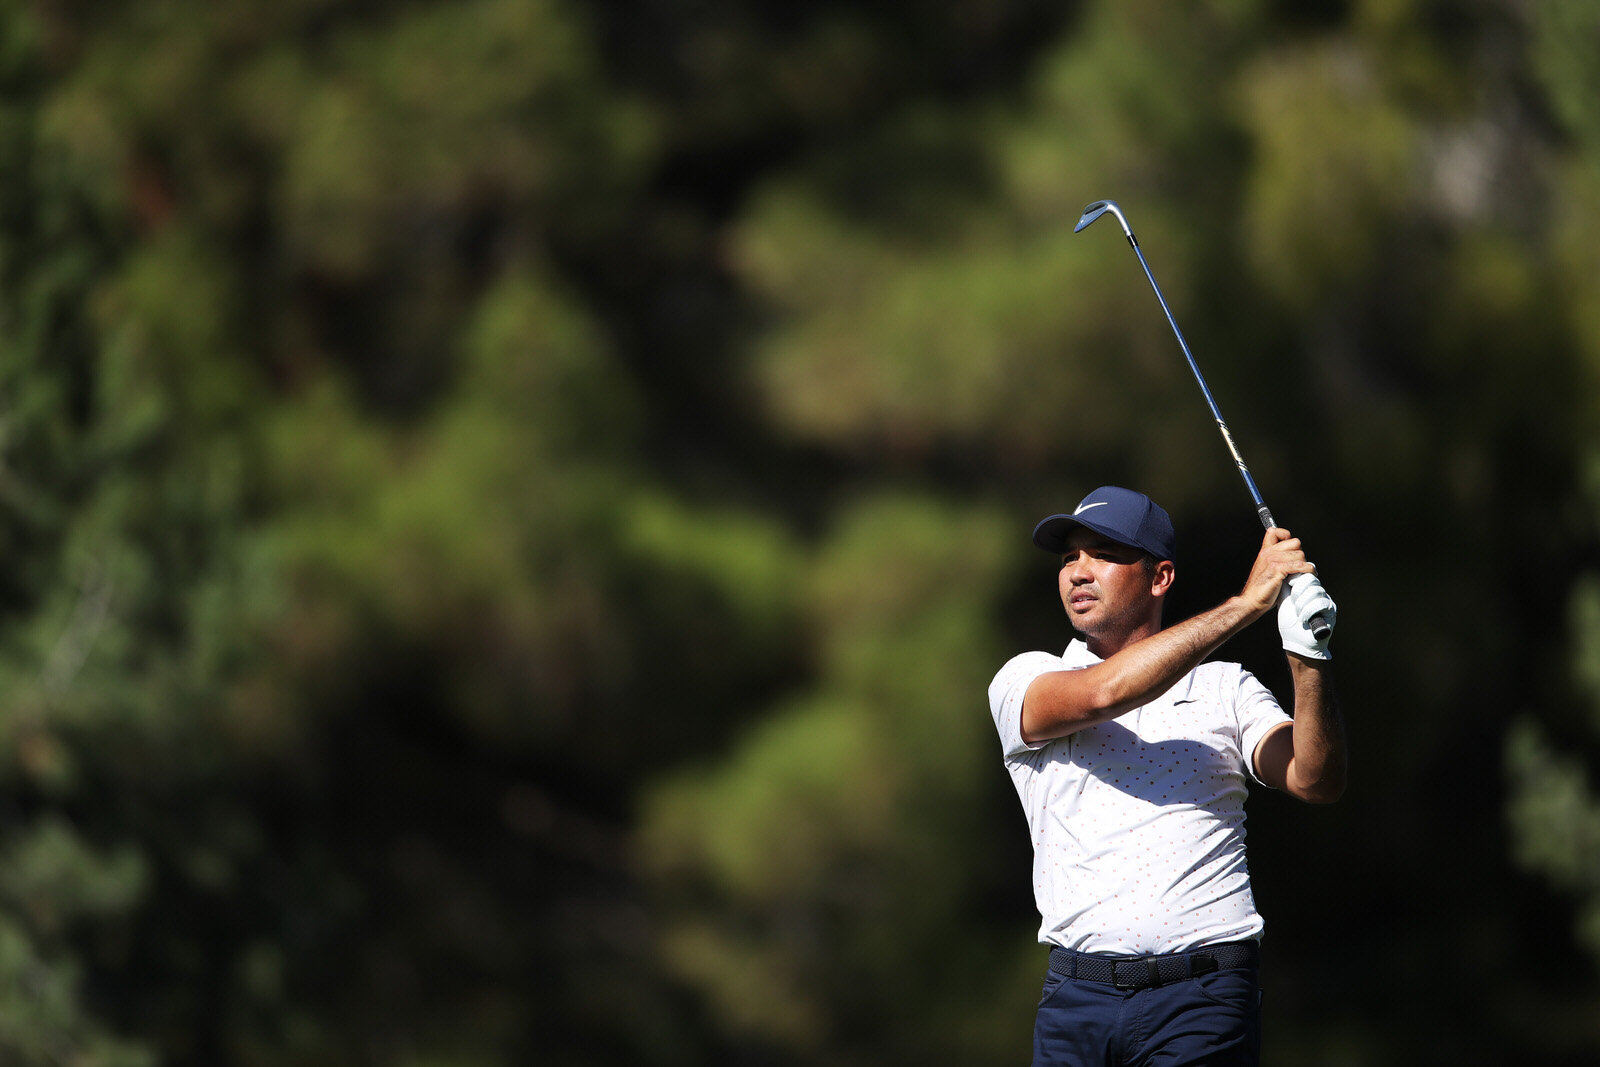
[{"xmin": 1277, "ymin": 572, "xmax": 1336, "ymax": 660}]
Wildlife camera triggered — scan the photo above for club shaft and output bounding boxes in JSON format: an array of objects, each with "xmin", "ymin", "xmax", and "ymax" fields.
[
  {"xmin": 1124, "ymin": 235, "xmax": 1273, "ymax": 530},
  {"xmin": 1083, "ymin": 203, "xmax": 1331, "ymax": 641}
]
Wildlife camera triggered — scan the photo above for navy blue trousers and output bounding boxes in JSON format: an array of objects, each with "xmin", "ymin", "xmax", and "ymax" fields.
[{"xmin": 1033, "ymin": 953, "xmax": 1261, "ymax": 1066}]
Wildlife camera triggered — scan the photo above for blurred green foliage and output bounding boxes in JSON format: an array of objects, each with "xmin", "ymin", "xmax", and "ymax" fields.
[{"xmin": 3, "ymin": 0, "xmax": 1600, "ymax": 1063}]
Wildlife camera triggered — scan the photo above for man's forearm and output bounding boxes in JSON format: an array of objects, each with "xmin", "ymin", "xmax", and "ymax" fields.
[
  {"xmin": 1098, "ymin": 597, "xmax": 1263, "ymax": 708},
  {"xmin": 1284, "ymin": 657, "xmax": 1346, "ymax": 802},
  {"xmin": 1022, "ymin": 597, "xmax": 1264, "ymax": 742}
]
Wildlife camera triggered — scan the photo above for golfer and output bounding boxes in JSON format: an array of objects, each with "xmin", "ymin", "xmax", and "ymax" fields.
[{"xmin": 988, "ymin": 486, "xmax": 1345, "ymax": 1066}]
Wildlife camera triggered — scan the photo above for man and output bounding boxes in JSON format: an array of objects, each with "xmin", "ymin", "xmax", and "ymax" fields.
[{"xmin": 988, "ymin": 486, "xmax": 1345, "ymax": 1066}]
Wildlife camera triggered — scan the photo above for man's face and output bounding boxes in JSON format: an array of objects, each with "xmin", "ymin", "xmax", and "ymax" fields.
[{"xmin": 1057, "ymin": 527, "xmax": 1171, "ymax": 642}]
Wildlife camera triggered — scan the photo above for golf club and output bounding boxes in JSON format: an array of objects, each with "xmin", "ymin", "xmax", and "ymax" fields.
[{"xmin": 1074, "ymin": 199, "xmax": 1331, "ymax": 641}]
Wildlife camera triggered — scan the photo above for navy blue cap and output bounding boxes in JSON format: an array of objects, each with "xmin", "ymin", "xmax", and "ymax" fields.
[{"xmin": 1032, "ymin": 486, "xmax": 1176, "ymax": 561}]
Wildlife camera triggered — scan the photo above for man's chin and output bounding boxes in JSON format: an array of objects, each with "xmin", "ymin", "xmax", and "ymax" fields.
[{"xmin": 1067, "ymin": 608, "xmax": 1102, "ymax": 631}]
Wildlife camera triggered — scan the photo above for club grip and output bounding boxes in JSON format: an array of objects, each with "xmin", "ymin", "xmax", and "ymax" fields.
[
  {"xmin": 1266, "ymin": 515, "xmax": 1331, "ymax": 642},
  {"xmin": 1309, "ymin": 612, "xmax": 1332, "ymax": 642}
]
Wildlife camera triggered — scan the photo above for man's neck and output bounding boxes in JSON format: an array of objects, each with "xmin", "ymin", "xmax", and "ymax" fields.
[{"xmin": 1082, "ymin": 619, "xmax": 1163, "ymax": 660}]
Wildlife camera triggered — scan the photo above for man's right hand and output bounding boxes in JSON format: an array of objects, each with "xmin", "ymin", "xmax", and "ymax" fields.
[{"xmin": 1239, "ymin": 527, "xmax": 1316, "ymax": 618}]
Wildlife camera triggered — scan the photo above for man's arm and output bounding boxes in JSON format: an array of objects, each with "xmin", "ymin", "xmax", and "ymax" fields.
[
  {"xmin": 1021, "ymin": 599, "xmax": 1259, "ymax": 742},
  {"xmin": 1021, "ymin": 528, "xmax": 1312, "ymax": 744},
  {"xmin": 1253, "ymin": 658, "xmax": 1346, "ymax": 803}
]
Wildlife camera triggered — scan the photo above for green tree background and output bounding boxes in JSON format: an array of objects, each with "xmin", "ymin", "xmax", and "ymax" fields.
[{"xmin": 2, "ymin": 0, "xmax": 1599, "ymax": 1063}]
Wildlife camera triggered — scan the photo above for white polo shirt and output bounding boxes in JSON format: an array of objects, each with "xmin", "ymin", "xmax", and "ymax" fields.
[{"xmin": 989, "ymin": 639, "xmax": 1290, "ymax": 955}]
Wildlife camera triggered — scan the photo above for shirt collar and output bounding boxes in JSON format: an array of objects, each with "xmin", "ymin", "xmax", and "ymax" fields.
[{"xmin": 1062, "ymin": 639, "xmax": 1100, "ymax": 668}]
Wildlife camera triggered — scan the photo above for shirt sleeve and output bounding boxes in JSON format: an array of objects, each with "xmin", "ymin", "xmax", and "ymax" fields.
[
  {"xmin": 1234, "ymin": 667, "xmax": 1292, "ymax": 785},
  {"xmin": 989, "ymin": 651, "xmax": 1066, "ymax": 759}
]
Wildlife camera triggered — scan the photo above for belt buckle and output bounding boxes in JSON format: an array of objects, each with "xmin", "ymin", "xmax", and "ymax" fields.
[{"xmin": 1113, "ymin": 958, "xmax": 1159, "ymax": 990}]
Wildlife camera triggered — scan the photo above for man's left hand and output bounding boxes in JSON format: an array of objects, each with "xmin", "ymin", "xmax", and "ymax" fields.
[{"xmin": 1278, "ymin": 573, "xmax": 1336, "ymax": 660}]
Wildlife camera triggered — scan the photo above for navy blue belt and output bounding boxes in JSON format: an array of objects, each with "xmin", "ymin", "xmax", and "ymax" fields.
[{"xmin": 1047, "ymin": 941, "xmax": 1259, "ymax": 991}]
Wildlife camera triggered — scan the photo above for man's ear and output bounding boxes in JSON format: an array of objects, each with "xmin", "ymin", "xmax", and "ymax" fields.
[{"xmin": 1150, "ymin": 560, "xmax": 1176, "ymax": 598}]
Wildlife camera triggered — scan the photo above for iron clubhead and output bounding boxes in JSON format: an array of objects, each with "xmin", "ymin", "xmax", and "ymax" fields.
[
  {"xmin": 1074, "ymin": 199, "xmax": 1131, "ymax": 238},
  {"xmin": 1074, "ymin": 200, "xmax": 1113, "ymax": 232}
]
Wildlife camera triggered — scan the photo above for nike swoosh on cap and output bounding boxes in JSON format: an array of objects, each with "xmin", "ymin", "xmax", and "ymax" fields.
[{"xmin": 1073, "ymin": 501, "xmax": 1109, "ymax": 515}]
